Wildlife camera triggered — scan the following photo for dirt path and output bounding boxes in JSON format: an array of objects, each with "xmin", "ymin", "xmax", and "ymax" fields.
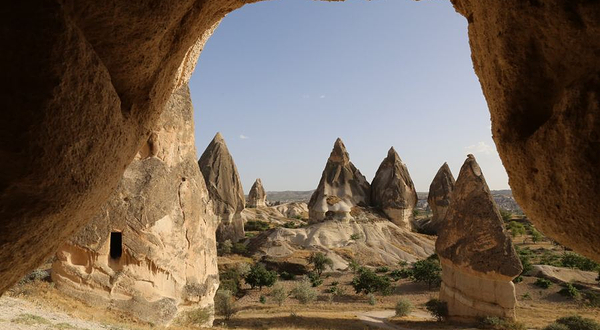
[
  {"xmin": 0, "ymin": 296, "xmax": 110, "ymax": 330},
  {"xmin": 357, "ymin": 309, "xmax": 434, "ymax": 330}
]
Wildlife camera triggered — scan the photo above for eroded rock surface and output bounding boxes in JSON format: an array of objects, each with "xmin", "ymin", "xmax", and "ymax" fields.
[
  {"xmin": 247, "ymin": 178, "xmax": 267, "ymax": 208},
  {"xmin": 198, "ymin": 133, "xmax": 246, "ymax": 242},
  {"xmin": 425, "ymin": 163, "xmax": 455, "ymax": 234},
  {"xmin": 249, "ymin": 207, "xmax": 435, "ymax": 270},
  {"xmin": 436, "ymin": 155, "xmax": 522, "ymax": 321},
  {"xmin": 2, "ymin": 0, "xmax": 600, "ymax": 295},
  {"xmin": 51, "ymin": 85, "xmax": 219, "ymax": 326},
  {"xmin": 308, "ymin": 139, "xmax": 371, "ymax": 222},
  {"xmin": 371, "ymin": 147, "xmax": 417, "ymax": 228}
]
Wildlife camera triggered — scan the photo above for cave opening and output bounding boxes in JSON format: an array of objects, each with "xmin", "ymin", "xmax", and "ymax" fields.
[{"xmin": 110, "ymin": 232, "xmax": 123, "ymax": 260}]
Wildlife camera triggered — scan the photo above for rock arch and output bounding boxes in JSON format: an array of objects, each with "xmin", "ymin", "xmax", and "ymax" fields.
[{"xmin": 0, "ymin": 0, "xmax": 598, "ymax": 293}]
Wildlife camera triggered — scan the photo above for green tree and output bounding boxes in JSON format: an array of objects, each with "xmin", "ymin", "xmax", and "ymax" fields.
[
  {"xmin": 508, "ymin": 221, "xmax": 526, "ymax": 237},
  {"xmin": 500, "ymin": 209, "xmax": 513, "ymax": 222},
  {"xmin": 214, "ymin": 290, "xmax": 236, "ymax": 321},
  {"xmin": 291, "ymin": 279, "xmax": 317, "ymax": 304},
  {"xmin": 351, "ymin": 268, "xmax": 391, "ymax": 295},
  {"xmin": 425, "ymin": 299, "xmax": 448, "ymax": 322},
  {"xmin": 270, "ymin": 284, "xmax": 287, "ymax": 306},
  {"xmin": 308, "ymin": 252, "xmax": 334, "ymax": 277},
  {"xmin": 244, "ymin": 263, "xmax": 277, "ymax": 290},
  {"xmin": 411, "ymin": 258, "xmax": 442, "ymax": 290}
]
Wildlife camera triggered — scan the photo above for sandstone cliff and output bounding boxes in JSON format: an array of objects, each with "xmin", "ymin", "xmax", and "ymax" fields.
[
  {"xmin": 52, "ymin": 85, "xmax": 219, "ymax": 326},
  {"xmin": 371, "ymin": 147, "xmax": 417, "ymax": 228},
  {"xmin": 436, "ymin": 154, "xmax": 522, "ymax": 321},
  {"xmin": 198, "ymin": 133, "xmax": 245, "ymax": 242},
  {"xmin": 308, "ymin": 138, "xmax": 371, "ymax": 222}
]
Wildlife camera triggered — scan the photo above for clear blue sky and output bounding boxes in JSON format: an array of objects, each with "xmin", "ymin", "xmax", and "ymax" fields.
[{"xmin": 189, "ymin": 0, "xmax": 509, "ymax": 193}]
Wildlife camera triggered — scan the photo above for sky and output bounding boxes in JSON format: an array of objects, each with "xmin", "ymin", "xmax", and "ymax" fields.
[{"xmin": 189, "ymin": 0, "xmax": 510, "ymax": 193}]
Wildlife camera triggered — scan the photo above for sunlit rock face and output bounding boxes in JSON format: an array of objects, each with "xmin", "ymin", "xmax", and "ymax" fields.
[
  {"xmin": 425, "ymin": 163, "xmax": 455, "ymax": 234},
  {"xmin": 308, "ymin": 138, "xmax": 371, "ymax": 222},
  {"xmin": 198, "ymin": 133, "xmax": 246, "ymax": 242},
  {"xmin": 51, "ymin": 85, "xmax": 219, "ymax": 326},
  {"xmin": 451, "ymin": 0, "xmax": 600, "ymax": 262},
  {"xmin": 436, "ymin": 155, "xmax": 522, "ymax": 321},
  {"xmin": 1, "ymin": 0, "xmax": 600, "ymax": 295},
  {"xmin": 371, "ymin": 147, "xmax": 418, "ymax": 229},
  {"xmin": 247, "ymin": 178, "xmax": 267, "ymax": 208}
]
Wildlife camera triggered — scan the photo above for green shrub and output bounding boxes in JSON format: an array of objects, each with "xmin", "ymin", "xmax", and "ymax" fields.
[
  {"xmin": 500, "ymin": 209, "xmax": 513, "ymax": 222},
  {"xmin": 215, "ymin": 290, "xmax": 236, "ymax": 320},
  {"xmin": 535, "ymin": 278, "xmax": 553, "ymax": 289},
  {"xmin": 558, "ymin": 283, "xmax": 581, "ymax": 299},
  {"xmin": 555, "ymin": 315, "xmax": 600, "ymax": 330},
  {"xmin": 540, "ymin": 251, "xmax": 562, "ymax": 267},
  {"xmin": 348, "ymin": 259, "xmax": 361, "ymax": 273},
  {"xmin": 521, "ymin": 292, "xmax": 532, "ymax": 300},
  {"xmin": 529, "ymin": 227, "xmax": 544, "ymax": 243},
  {"xmin": 270, "ymin": 284, "xmax": 287, "ymax": 306},
  {"xmin": 478, "ymin": 316, "xmax": 526, "ymax": 330},
  {"xmin": 411, "ymin": 258, "xmax": 441, "ymax": 289},
  {"xmin": 375, "ymin": 266, "xmax": 390, "ymax": 273},
  {"xmin": 244, "ymin": 220, "xmax": 270, "ymax": 232},
  {"xmin": 561, "ymin": 253, "xmax": 600, "ymax": 272},
  {"xmin": 219, "ymin": 268, "xmax": 243, "ymax": 296},
  {"xmin": 584, "ymin": 291, "xmax": 600, "ymax": 308},
  {"xmin": 279, "ymin": 271, "xmax": 296, "ymax": 281},
  {"xmin": 508, "ymin": 221, "xmax": 526, "ymax": 237},
  {"xmin": 308, "ymin": 271, "xmax": 323, "ymax": 287},
  {"xmin": 543, "ymin": 323, "xmax": 570, "ymax": 330},
  {"xmin": 350, "ymin": 233, "xmax": 361, "ymax": 240},
  {"xmin": 515, "ymin": 247, "xmax": 533, "ymax": 276},
  {"xmin": 244, "ymin": 263, "xmax": 277, "ymax": 290},
  {"xmin": 231, "ymin": 242, "xmax": 247, "ymax": 255},
  {"xmin": 291, "ymin": 279, "xmax": 317, "ymax": 304},
  {"xmin": 395, "ymin": 299, "xmax": 413, "ymax": 317},
  {"xmin": 513, "ymin": 276, "xmax": 523, "ymax": 284},
  {"xmin": 331, "ymin": 281, "xmax": 339, "ymax": 286},
  {"xmin": 259, "ymin": 295, "xmax": 267, "ymax": 304},
  {"xmin": 425, "ymin": 299, "xmax": 448, "ymax": 322},
  {"xmin": 389, "ymin": 268, "xmax": 413, "ymax": 281},
  {"xmin": 218, "ymin": 240, "xmax": 232, "ymax": 255},
  {"xmin": 308, "ymin": 252, "xmax": 334, "ymax": 277},
  {"xmin": 367, "ymin": 293, "xmax": 376, "ymax": 305},
  {"xmin": 351, "ymin": 268, "xmax": 391, "ymax": 295},
  {"xmin": 283, "ymin": 222, "xmax": 297, "ymax": 229}
]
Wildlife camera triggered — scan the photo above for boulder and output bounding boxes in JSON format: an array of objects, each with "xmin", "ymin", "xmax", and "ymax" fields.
[
  {"xmin": 436, "ymin": 154, "xmax": 522, "ymax": 321},
  {"xmin": 51, "ymin": 85, "xmax": 219, "ymax": 326},
  {"xmin": 425, "ymin": 163, "xmax": 455, "ymax": 234},
  {"xmin": 198, "ymin": 133, "xmax": 245, "ymax": 242},
  {"xmin": 247, "ymin": 178, "xmax": 267, "ymax": 208},
  {"xmin": 308, "ymin": 138, "xmax": 371, "ymax": 222},
  {"xmin": 371, "ymin": 147, "xmax": 417, "ymax": 228}
]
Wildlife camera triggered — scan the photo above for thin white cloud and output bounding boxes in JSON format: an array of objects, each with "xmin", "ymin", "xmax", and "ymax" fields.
[
  {"xmin": 319, "ymin": 95, "xmax": 326, "ymax": 99},
  {"xmin": 465, "ymin": 141, "xmax": 494, "ymax": 155},
  {"xmin": 239, "ymin": 134, "xmax": 249, "ymax": 140}
]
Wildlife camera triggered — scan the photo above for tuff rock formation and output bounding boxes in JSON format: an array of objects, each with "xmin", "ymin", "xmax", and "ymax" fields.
[
  {"xmin": 371, "ymin": 147, "xmax": 417, "ymax": 228},
  {"xmin": 425, "ymin": 163, "xmax": 456, "ymax": 234},
  {"xmin": 198, "ymin": 133, "xmax": 246, "ymax": 242},
  {"xmin": 308, "ymin": 138, "xmax": 371, "ymax": 222},
  {"xmin": 51, "ymin": 85, "xmax": 219, "ymax": 326},
  {"xmin": 436, "ymin": 154, "xmax": 522, "ymax": 321},
  {"xmin": 247, "ymin": 178, "xmax": 267, "ymax": 208},
  {"xmin": 1, "ymin": 0, "xmax": 600, "ymax": 295}
]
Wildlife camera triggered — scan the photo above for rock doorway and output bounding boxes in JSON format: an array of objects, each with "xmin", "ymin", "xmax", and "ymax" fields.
[{"xmin": 109, "ymin": 232, "xmax": 123, "ymax": 260}]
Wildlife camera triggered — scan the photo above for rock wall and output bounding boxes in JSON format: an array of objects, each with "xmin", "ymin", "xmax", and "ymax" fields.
[
  {"xmin": 436, "ymin": 155, "xmax": 522, "ymax": 321},
  {"xmin": 308, "ymin": 138, "xmax": 371, "ymax": 222},
  {"xmin": 1, "ymin": 0, "xmax": 600, "ymax": 294},
  {"xmin": 371, "ymin": 147, "xmax": 418, "ymax": 228},
  {"xmin": 198, "ymin": 133, "xmax": 246, "ymax": 242},
  {"xmin": 51, "ymin": 85, "xmax": 219, "ymax": 326}
]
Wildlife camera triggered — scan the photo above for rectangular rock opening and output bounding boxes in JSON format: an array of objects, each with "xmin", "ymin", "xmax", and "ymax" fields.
[{"xmin": 110, "ymin": 232, "xmax": 123, "ymax": 259}]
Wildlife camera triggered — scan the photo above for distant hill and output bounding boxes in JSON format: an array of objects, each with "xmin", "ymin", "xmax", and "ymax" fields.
[{"xmin": 266, "ymin": 189, "xmax": 522, "ymax": 214}]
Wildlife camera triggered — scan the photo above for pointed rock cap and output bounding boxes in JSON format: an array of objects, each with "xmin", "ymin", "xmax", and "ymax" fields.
[
  {"xmin": 435, "ymin": 154, "xmax": 522, "ymax": 278},
  {"xmin": 425, "ymin": 162, "xmax": 456, "ymax": 233},
  {"xmin": 247, "ymin": 178, "xmax": 267, "ymax": 208},
  {"xmin": 198, "ymin": 132, "xmax": 246, "ymax": 241},
  {"xmin": 329, "ymin": 138, "xmax": 350, "ymax": 164},
  {"xmin": 371, "ymin": 146, "xmax": 417, "ymax": 228}
]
